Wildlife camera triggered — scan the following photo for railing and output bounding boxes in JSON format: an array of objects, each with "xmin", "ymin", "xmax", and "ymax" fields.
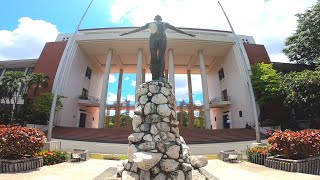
[
  {"xmin": 105, "ymin": 100, "xmax": 135, "ymax": 107},
  {"xmin": 79, "ymin": 95, "xmax": 100, "ymax": 104},
  {"xmin": 176, "ymin": 101, "xmax": 203, "ymax": 107},
  {"xmin": 209, "ymin": 96, "xmax": 230, "ymax": 104}
]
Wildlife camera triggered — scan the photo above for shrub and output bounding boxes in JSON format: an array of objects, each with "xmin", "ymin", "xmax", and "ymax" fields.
[
  {"xmin": 247, "ymin": 146, "xmax": 270, "ymax": 165},
  {"xmin": 0, "ymin": 125, "xmax": 46, "ymax": 159},
  {"xmin": 247, "ymin": 146, "xmax": 269, "ymax": 157},
  {"xmin": 39, "ymin": 150, "xmax": 68, "ymax": 165},
  {"xmin": 268, "ymin": 129, "xmax": 320, "ymax": 159}
]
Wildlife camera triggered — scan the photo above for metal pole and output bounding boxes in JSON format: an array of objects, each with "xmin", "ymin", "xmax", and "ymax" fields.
[
  {"xmin": 218, "ymin": 1, "xmax": 261, "ymax": 142},
  {"xmin": 47, "ymin": 0, "xmax": 95, "ymax": 141}
]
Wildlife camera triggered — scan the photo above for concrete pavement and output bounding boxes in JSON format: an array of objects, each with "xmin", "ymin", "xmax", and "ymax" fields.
[
  {"xmin": 1, "ymin": 159, "xmax": 319, "ymax": 180},
  {"xmin": 55, "ymin": 138, "xmax": 268, "ymax": 155},
  {"xmin": 203, "ymin": 160, "xmax": 319, "ymax": 180}
]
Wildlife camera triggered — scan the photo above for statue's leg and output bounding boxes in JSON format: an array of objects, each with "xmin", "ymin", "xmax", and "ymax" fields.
[
  {"xmin": 150, "ymin": 38, "xmax": 160, "ymax": 80},
  {"xmin": 158, "ymin": 38, "xmax": 167, "ymax": 79}
]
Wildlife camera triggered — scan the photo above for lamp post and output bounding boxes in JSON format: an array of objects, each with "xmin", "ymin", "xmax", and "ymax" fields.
[
  {"xmin": 218, "ymin": 1, "xmax": 261, "ymax": 142},
  {"xmin": 47, "ymin": 0, "xmax": 95, "ymax": 141}
]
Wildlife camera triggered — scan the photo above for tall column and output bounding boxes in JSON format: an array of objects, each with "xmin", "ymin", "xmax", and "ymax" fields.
[
  {"xmin": 187, "ymin": 70, "xmax": 194, "ymax": 128},
  {"xmin": 135, "ymin": 49, "xmax": 143, "ymax": 102},
  {"xmin": 115, "ymin": 69, "xmax": 124, "ymax": 127},
  {"xmin": 165, "ymin": 69, "xmax": 168, "ymax": 81},
  {"xmin": 99, "ymin": 49, "xmax": 113, "ymax": 128},
  {"xmin": 168, "ymin": 49, "xmax": 175, "ymax": 93},
  {"xmin": 142, "ymin": 69, "xmax": 146, "ymax": 83},
  {"xmin": 179, "ymin": 101, "xmax": 184, "ymax": 128},
  {"xmin": 199, "ymin": 50, "xmax": 211, "ymax": 129}
]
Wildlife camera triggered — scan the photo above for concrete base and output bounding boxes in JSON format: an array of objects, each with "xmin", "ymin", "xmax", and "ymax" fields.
[{"xmin": 42, "ymin": 141, "xmax": 61, "ymax": 151}]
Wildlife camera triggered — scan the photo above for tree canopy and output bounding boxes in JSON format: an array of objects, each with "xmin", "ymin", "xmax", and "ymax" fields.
[
  {"xmin": 250, "ymin": 63, "xmax": 282, "ymax": 107},
  {"xmin": 283, "ymin": 1, "xmax": 320, "ymax": 65},
  {"xmin": 30, "ymin": 92, "xmax": 64, "ymax": 125},
  {"xmin": 281, "ymin": 69, "xmax": 320, "ymax": 127}
]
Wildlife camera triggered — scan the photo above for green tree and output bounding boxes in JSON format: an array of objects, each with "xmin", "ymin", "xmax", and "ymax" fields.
[
  {"xmin": 281, "ymin": 69, "xmax": 320, "ymax": 128},
  {"xmin": 177, "ymin": 111, "xmax": 188, "ymax": 127},
  {"xmin": 0, "ymin": 84, "xmax": 11, "ymax": 124},
  {"xmin": 30, "ymin": 92, "xmax": 64, "ymax": 125},
  {"xmin": 194, "ymin": 110, "xmax": 205, "ymax": 128},
  {"xmin": 283, "ymin": 1, "xmax": 320, "ymax": 65},
  {"xmin": 251, "ymin": 63, "xmax": 282, "ymax": 107},
  {"xmin": 28, "ymin": 73, "xmax": 49, "ymax": 100},
  {"xmin": 1, "ymin": 71, "xmax": 27, "ymax": 123}
]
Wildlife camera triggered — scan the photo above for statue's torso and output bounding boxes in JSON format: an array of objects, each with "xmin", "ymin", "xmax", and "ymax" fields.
[{"xmin": 149, "ymin": 22, "xmax": 167, "ymax": 39}]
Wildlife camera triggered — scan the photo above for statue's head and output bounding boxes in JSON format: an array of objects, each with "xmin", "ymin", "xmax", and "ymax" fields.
[{"xmin": 154, "ymin": 15, "xmax": 162, "ymax": 22}]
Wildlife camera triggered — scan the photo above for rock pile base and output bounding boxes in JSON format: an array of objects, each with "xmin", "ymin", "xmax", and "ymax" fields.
[{"xmin": 118, "ymin": 80, "xmax": 209, "ymax": 180}]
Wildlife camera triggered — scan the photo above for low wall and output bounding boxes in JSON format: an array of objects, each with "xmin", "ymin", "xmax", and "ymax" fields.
[
  {"xmin": 0, "ymin": 157, "xmax": 43, "ymax": 173},
  {"xmin": 265, "ymin": 156, "xmax": 320, "ymax": 175},
  {"xmin": 42, "ymin": 141, "xmax": 61, "ymax": 151}
]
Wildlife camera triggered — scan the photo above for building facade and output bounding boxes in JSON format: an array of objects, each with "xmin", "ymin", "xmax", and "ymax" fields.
[{"xmin": 0, "ymin": 27, "xmax": 271, "ymax": 130}]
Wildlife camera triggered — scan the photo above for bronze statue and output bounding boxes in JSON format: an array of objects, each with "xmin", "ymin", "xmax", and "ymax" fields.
[{"xmin": 120, "ymin": 15, "xmax": 195, "ymax": 80}]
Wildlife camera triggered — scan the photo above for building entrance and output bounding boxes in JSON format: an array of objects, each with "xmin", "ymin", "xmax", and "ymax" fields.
[
  {"xmin": 79, "ymin": 113, "xmax": 86, "ymax": 128},
  {"xmin": 223, "ymin": 114, "xmax": 230, "ymax": 129}
]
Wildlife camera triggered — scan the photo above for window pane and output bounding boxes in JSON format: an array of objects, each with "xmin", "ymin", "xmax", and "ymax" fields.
[
  {"xmin": 26, "ymin": 67, "xmax": 34, "ymax": 75},
  {"xmin": 85, "ymin": 67, "xmax": 92, "ymax": 79},
  {"xmin": 218, "ymin": 68, "xmax": 225, "ymax": 81}
]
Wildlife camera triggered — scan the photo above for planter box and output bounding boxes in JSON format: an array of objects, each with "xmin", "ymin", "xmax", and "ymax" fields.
[
  {"xmin": 265, "ymin": 156, "xmax": 320, "ymax": 175},
  {"xmin": 248, "ymin": 154, "xmax": 268, "ymax": 165},
  {"xmin": 0, "ymin": 157, "xmax": 43, "ymax": 173}
]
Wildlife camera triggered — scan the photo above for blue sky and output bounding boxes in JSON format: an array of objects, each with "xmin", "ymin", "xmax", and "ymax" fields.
[{"xmin": 0, "ymin": 0, "xmax": 317, "ymax": 109}]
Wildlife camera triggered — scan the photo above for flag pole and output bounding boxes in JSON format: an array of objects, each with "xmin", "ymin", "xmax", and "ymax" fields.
[
  {"xmin": 47, "ymin": 0, "xmax": 95, "ymax": 141},
  {"xmin": 218, "ymin": 1, "xmax": 261, "ymax": 142}
]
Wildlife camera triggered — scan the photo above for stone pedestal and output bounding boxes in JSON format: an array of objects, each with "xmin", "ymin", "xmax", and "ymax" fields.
[{"xmin": 118, "ymin": 80, "xmax": 208, "ymax": 180}]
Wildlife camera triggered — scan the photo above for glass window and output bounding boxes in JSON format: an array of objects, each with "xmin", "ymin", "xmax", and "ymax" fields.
[
  {"xmin": 85, "ymin": 67, "xmax": 92, "ymax": 79},
  {"xmin": 218, "ymin": 68, "xmax": 225, "ymax": 81},
  {"xmin": 26, "ymin": 67, "xmax": 34, "ymax": 75},
  {"xmin": 221, "ymin": 89, "xmax": 228, "ymax": 101},
  {"xmin": 0, "ymin": 68, "xmax": 3, "ymax": 76},
  {"xmin": 82, "ymin": 88, "xmax": 88, "ymax": 99}
]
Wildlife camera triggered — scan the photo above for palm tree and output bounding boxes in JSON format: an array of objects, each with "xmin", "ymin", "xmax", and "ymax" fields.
[
  {"xmin": 28, "ymin": 73, "xmax": 49, "ymax": 100},
  {"xmin": 1, "ymin": 71, "xmax": 26, "ymax": 123}
]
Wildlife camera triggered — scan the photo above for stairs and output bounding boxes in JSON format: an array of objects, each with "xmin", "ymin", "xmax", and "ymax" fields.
[{"xmin": 52, "ymin": 126, "xmax": 262, "ymax": 144}]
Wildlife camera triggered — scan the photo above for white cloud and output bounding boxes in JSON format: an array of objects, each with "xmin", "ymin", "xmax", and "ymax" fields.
[
  {"xmin": 174, "ymin": 74, "xmax": 203, "ymax": 102},
  {"xmin": 195, "ymin": 100, "xmax": 202, "ymax": 106},
  {"xmin": 0, "ymin": 17, "xmax": 59, "ymax": 60},
  {"xmin": 107, "ymin": 92, "xmax": 117, "ymax": 104},
  {"xmin": 109, "ymin": 0, "xmax": 317, "ymax": 64},
  {"xmin": 109, "ymin": 74, "xmax": 116, "ymax": 83},
  {"xmin": 126, "ymin": 94, "xmax": 135, "ymax": 101},
  {"xmin": 131, "ymin": 80, "xmax": 136, "ymax": 87},
  {"xmin": 269, "ymin": 53, "xmax": 291, "ymax": 63},
  {"xmin": 125, "ymin": 76, "xmax": 130, "ymax": 80}
]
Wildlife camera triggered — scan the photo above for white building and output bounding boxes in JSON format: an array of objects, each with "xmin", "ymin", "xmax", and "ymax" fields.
[{"xmin": 1, "ymin": 27, "xmax": 271, "ymax": 130}]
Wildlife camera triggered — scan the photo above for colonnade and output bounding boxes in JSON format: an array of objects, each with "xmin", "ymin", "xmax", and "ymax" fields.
[{"xmin": 98, "ymin": 49, "xmax": 211, "ymax": 129}]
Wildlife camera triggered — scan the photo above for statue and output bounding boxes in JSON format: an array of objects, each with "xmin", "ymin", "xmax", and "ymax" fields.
[{"xmin": 120, "ymin": 15, "xmax": 196, "ymax": 80}]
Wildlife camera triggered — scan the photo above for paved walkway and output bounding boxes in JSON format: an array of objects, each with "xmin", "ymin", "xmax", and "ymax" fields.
[
  {"xmin": 1, "ymin": 159, "xmax": 319, "ymax": 180},
  {"xmin": 0, "ymin": 159, "xmax": 122, "ymax": 180},
  {"xmin": 55, "ymin": 138, "xmax": 267, "ymax": 155},
  {"xmin": 204, "ymin": 160, "xmax": 319, "ymax": 180}
]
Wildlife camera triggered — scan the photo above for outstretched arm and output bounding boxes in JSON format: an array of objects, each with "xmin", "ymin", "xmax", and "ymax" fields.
[
  {"xmin": 167, "ymin": 23, "xmax": 195, "ymax": 37},
  {"xmin": 120, "ymin": 23, "xmax": 150, "ymax": 36}
]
